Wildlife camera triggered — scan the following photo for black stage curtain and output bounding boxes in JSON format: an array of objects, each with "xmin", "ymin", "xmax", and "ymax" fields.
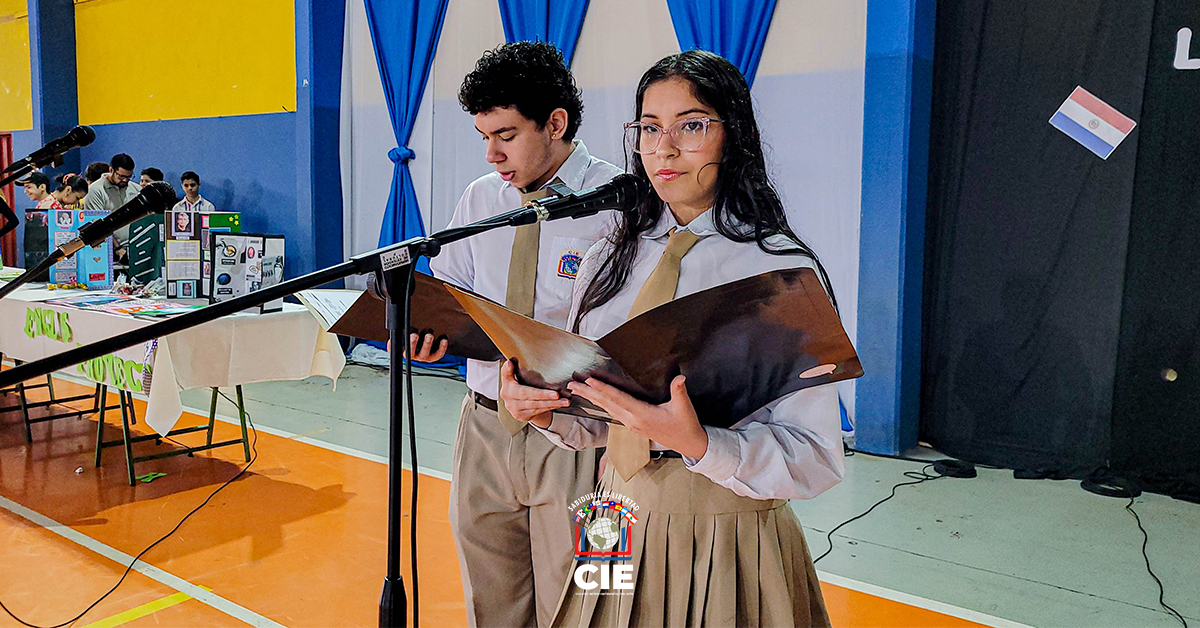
[
  {"xmin": 1111, "ymin": 2, "xmax": 1200, "ymax": 502},
  {"xmin": 922, "ymin": 1, "xmax": 1155, "ymax": 476}
]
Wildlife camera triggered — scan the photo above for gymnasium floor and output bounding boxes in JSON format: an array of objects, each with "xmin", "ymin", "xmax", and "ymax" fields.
[{"xmin": 0, "ymin": 365, "xmax": 1195, "ymax": 627}]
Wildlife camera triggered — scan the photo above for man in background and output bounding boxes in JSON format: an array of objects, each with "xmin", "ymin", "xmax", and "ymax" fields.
[
  {"xmin": 172, "ymin": 171, "xmax": 215, "ymax": 213},
  {"xmin": 83, "ymin": 153, "xmax": 142, "ymax": 261}
]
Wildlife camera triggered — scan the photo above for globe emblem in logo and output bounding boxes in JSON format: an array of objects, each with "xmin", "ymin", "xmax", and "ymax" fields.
[{"xmin": 586, "ymin": 518, "xmax": 621, "ymax": 551}]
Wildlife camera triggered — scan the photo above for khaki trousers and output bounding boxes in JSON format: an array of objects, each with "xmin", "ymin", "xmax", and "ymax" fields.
[{"xmin": 450, "ymin": 394, "xmax": 599, "ymax": 627}]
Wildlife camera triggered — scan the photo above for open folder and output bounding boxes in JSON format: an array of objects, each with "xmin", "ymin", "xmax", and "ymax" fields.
[
  {"xmin": 447, "ymin": 267, "xmax": 863, "ymax": 428},
  {"xmin": 323, "ymin": 273, "xmax": 502, "ymax": 362}
]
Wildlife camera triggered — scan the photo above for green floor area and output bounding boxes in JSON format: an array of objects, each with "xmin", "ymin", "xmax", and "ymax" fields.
[{"xmin": 180, "ymin": 365, "xmax": 1200, "ymax": 627}]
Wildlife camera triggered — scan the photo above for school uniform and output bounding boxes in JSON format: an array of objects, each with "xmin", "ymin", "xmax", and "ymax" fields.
[
  {"xmin": 430, "ymin": 141, "xmax": 621, "ymax": 628},
  {"xmin": 537, "ymin": 207, "xmax": 844, "ymax": 627}
]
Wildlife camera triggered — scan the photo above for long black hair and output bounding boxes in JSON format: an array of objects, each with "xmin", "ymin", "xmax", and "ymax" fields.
[{"xmin": 572, "ymin": 50, "xmax": 837, "ymax": 331}]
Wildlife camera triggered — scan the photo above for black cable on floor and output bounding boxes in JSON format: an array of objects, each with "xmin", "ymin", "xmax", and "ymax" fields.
[
  {"xmin": 1081, "ymin": 470, "xmax": 1187, "ymax": 628},
  {"xmin": 813, "ymin": 464, "xmax": 946, "ymax": 564},
  {"xmin": 1125, "ymin": 497, "xmax": 1187, "ymax": 627},
  {"xmin": 0, "ymin": 390, "xmax": 259, "ymax": 628}
]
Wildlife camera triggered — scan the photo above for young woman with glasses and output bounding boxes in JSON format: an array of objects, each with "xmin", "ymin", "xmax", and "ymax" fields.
[{"xmin": 500, "ymin": 50, "xmax": 842, "ymax": 627}]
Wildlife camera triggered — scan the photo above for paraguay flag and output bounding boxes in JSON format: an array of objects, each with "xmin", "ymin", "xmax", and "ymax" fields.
[{"xmin": 1049, "ymin": 86, "xmax": 1137, "ymax": 160}]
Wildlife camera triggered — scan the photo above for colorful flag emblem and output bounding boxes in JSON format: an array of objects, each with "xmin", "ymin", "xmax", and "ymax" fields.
[{"xmin": 1049, "ymin": 86, "xmax": 1136, "ymax": 160}]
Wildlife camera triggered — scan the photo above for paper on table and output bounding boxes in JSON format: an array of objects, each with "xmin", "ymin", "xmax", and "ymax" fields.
[{"xmin": 296, "ymin": 289, "xmax": 362, "ymax": 330}]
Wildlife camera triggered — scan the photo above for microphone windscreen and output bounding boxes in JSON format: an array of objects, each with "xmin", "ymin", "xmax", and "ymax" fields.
[
  {"xmin": 143, "ymin": 181, "xmax": 177, "ymax": 212},
  {"xmin": 71, "ymin": 125, "xmax": 97, "ymax": 147},
  {"xmin": 611, "ymin": 173, "xmax": 650, "ymax": 209}
]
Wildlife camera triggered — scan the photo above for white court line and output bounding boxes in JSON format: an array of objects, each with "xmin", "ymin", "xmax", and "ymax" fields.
[
  {"xmin": 0, "ymin": 495, "xmax": 286, "ymax": 628},
  {"xmin": 47, "ymin": 373, "xmax": 1029, "ymax": 625}
]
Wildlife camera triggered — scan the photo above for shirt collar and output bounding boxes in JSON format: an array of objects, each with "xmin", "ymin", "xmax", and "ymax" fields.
[
  {"xmin": 642, "ymin": 206, "xmax": 721, "ymax": 239},
  {"xmin": 505, "ymin": 140, "xmax": 593, "ymax": 195}
]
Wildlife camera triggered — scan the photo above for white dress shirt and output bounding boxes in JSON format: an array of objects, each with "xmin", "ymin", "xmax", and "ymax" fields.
[
  {"xmin": 172, "ymin": 196, "xmax": 216, "ymax": 214},
  {"xmin": 429, "ymin": 141, "xmax": 622, "ymax": 398},
  {"xmin": 536, "ymin": 207, "xmax": 846, "ymax": 501}
]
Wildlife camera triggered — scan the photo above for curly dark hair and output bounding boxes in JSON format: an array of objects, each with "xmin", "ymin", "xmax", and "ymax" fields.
[{"xmin": 458, "ymin": 41, "xmax": 584, "ymax": 140}]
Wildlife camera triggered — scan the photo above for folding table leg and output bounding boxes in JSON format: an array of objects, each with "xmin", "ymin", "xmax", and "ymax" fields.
[
  {"xmin": 94, "ymin": 385, "xmax": 109, "ymax": 467},
  {"xmin": 119, "ymin": 391, "xmax": 136, "ymax": 486},
  {"xmin": 16, "ymin": 374, "xmax": 32, "ymax": 444},
  {"xmin": 206, "ymin": 388, "xmax": 218, "ymax": 446},
  {"xmin": 236, "ymin": 385, "xmax": 250, "ymax": 462}
]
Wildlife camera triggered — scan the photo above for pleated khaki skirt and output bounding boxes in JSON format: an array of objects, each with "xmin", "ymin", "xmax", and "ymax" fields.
[{"xmin": 553, "ymin": 458, "xmax": 830, "ymax": 628}]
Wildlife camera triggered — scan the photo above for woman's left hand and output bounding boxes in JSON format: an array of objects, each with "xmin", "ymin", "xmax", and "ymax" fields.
[{"xmin": 567, "ymin": 375, "xmax": 709, "ymax": 459}]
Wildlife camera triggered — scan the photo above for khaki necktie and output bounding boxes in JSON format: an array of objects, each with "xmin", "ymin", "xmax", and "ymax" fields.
[
  {"xmin": 495, "ymin": 186, "xmax": 555, "ymax": 434},
  {"xmin": 607, "ymin": 227, "xmax": 701, "ymax": 480}
]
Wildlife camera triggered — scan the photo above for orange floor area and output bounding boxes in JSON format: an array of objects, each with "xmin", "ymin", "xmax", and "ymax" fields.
[{"xmin": 0, "ymin": 378, "xmax": 988, "ymax": 628}]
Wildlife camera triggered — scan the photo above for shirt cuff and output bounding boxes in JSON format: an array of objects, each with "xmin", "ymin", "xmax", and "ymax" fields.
[
  {"xmin": 683, "ymin": 426, "xmax": 740, "ymax": 482},
  {"xmin": 541, "ymin": 414, "xmax": 574, "ymax": 435}
]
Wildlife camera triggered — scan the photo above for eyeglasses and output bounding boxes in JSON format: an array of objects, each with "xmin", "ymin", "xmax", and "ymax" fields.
[{"xmin": 623, "ymin": 117, "xmax": 723, "ymax": 154}]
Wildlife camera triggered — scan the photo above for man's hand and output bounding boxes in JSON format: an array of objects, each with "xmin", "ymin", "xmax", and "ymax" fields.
[
  {"xmin": 409, "ymin": 332, "xmax": 448, "ymax": 363},
  {"xmin": 386, "ymin": 333, "xmax": 448, "ymax": 363}
]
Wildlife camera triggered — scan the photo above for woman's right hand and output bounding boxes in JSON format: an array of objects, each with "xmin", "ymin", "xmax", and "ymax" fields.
[{"xmin": 499, "ymin": 359, "xmax": 568, "ymax": 429}]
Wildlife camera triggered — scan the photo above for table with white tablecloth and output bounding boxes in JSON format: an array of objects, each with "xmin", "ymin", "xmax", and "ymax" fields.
[{"xmin": 0, "ymin": 285, "xmax": 345, "ymax": 436}]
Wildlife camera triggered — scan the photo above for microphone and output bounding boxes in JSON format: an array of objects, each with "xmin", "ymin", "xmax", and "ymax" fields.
[
  {"xmin": 3, "ymin": 125, "xmax": 96, "ymax": 174},
  {"xmin": 58, "ymin": 181, "xmax": 176, "ymax": 256},
  {"xmin": 505, "ymin": 173, "xmax": 648, "ymax": 226}
]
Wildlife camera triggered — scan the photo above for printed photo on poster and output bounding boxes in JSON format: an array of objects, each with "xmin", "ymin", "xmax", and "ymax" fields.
[
  {"xmin": 54, "ymin": 209, "xmax": 73, "ymax": 228},
  {"xmin": 172, "ymin": 211, "xmax": 197, "ymax": 238},
  {"xmin": 179, "ymin": 281, "xmax": 195, "ymax": 298}
]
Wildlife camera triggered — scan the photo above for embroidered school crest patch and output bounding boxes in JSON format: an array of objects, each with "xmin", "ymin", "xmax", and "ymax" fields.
[{"xmin": 557, "ymin": 249, "xmax": 584, "ymax": 279}]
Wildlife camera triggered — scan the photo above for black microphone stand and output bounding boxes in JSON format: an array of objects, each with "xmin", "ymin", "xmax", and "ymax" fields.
[{"xmin": 0, "ymin": 207, "xmax": 555, "ymax": 628}]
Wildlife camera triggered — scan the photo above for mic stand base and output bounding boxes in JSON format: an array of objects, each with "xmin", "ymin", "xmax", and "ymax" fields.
[{"xmin": 379, "ymin": 575, "xmax": 408, "ymax": 628}]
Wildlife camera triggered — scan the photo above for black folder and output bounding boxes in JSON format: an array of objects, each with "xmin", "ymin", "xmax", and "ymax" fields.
[
  {"xmin": 447, "ymin": 267, "xmax": 863, "ymax": 427},
  {"xmin": 329, "ymin": 272, "xmax": 502, "ymax": 362}
]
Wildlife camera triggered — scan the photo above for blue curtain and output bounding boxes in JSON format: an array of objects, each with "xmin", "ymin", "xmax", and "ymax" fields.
[
  {"xmin": 365, "ymin": 0, "xmax": 449, "ymax": 276},
  {"xmin": 496, "ymin": 0, "xmax": 591, "ymax": 65},
  {"xmin": 364, "ymin": 0, "xmax": 460, "ymax": 370},
  {"xmin": 665, "ymin": 0, "xmax": 778, "ymax": 87}
]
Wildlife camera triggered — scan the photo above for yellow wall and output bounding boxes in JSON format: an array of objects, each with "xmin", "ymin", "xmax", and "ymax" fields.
[
  {"xmin": 0, "ymin": 0, "xmax": 33, "ymax": 131},
  {"xmin": 75, "ymin": 0, "xmax": 296, "ymax": 125}
]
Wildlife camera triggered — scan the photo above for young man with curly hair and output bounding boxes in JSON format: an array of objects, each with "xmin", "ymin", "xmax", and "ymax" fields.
[{"xmin": 411, "ymin": 41, "xmax": 621, "ymax": 627}]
